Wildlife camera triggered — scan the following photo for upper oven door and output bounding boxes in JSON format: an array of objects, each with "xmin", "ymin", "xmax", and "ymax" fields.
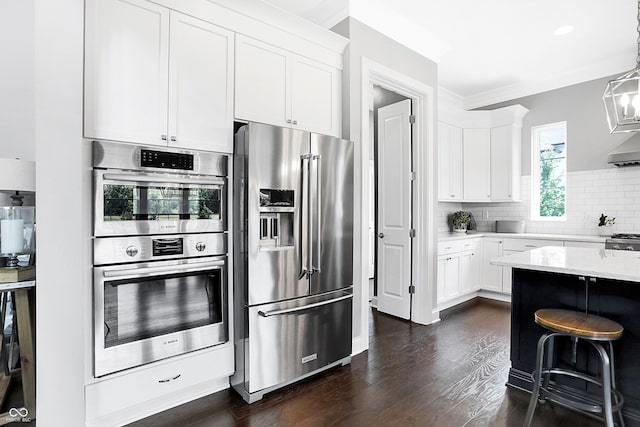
[{"xmin": 94, "ymin": 170, "xmax": 227, "ymax": 236}]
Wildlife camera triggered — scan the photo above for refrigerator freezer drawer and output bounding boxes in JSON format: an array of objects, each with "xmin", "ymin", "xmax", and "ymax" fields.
[{"xmin": 247, "ymin": 289, "xmax": 353, "ymax": 393}]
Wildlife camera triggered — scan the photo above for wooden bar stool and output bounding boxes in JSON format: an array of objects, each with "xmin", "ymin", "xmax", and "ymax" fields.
[{"xmin": 524, "ymin": 308, "xmax": 625, "ymax": 427}]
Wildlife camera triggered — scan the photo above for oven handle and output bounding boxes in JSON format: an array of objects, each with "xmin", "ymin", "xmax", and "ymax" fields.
[
  {"xmin": 103, "ymin": 259, "xmax": 225, "ymax": 279},
  {"xmin": 258, "ymin": 293, "xmax": 352, "ymax": 317},
  {"xmin": 102, "ymin": 173, "xmax": 225, "ymax": 187}
]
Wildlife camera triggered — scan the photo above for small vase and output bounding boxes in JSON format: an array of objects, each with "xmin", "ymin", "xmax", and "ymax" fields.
[{"xmin": 453, "ymin": 225, "xmax": 467, "ymax": 233}]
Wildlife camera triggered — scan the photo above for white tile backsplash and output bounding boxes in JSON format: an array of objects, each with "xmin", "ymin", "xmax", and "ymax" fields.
[{"xmin": 438, "ymin": 167, "xmax": 640, "ymax": 236}]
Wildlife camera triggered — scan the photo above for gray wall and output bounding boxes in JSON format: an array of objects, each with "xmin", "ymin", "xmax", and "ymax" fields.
[
  {"xmin": 481, "ymin": 75, "xmax": 629, "ymax": 174},
  {"xmin": 332, "ymin": 17, "xmax": 438, "ymax": 337}
]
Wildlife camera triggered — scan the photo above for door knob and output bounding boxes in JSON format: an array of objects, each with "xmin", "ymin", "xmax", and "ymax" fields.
[{"xmin": 378, "ymin": 233, "xmax": 385, "ymax": 238}]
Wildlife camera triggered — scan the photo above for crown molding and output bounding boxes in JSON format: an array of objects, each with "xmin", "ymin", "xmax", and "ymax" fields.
[{"xmin": 461, "ymin": 53, "xmax": 632, "ymax": 110}]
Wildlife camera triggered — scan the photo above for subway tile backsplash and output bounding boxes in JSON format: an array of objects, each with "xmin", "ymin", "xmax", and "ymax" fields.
[{"xmin": 438, "ymin": 167, "xmax": 640, "ymax": 236}]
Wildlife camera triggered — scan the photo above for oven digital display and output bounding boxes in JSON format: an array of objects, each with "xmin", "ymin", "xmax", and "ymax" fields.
[
  {"xmin": 152, "ymin": 238, "xmax": 184, "ymax": 257},
  {"xmin": 141, "ymin": 149, "xmax": 194, "ymax": 171}
]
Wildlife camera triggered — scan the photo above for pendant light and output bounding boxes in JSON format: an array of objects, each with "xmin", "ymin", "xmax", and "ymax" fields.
[{"xmin": 603, "ymin": 0, "xmax": 640, "ymax": 133}]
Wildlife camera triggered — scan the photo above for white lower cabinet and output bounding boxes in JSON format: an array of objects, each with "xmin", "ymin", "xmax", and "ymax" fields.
[
  {"xmin": 481, "ymin": 238, "xmax": 503, "ymax": 292},
  {"xmin": 437, "ymin": 238, "xmax": 482, "ymax": 306},
  {"xmin": 483, "ymin": 238, "xmax": 565, "ymax": 294},
  {"xmin": 85, "ymin": 344, "xmax": 233, "ymax": 427}
]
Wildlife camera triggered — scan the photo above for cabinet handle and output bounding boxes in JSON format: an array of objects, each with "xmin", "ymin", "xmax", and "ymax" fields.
[
  {"xmin": 293, "ymin": 120, "xmax": 298, "ymax": 125},
  {"xmin": 450, "ymin": 194, "xmax": 455, "ymax": 197},
  {"xmin": 578, "ymin": 276, "xmax": 586, "ymax": 282},
  {"xmin": 524, "ymin": 245, "xmax": 536, "ymax": 248},
  {"xmin": 158, "ymin": 374, "xmax": 181, "ymax": 383},
  {"xmin": 286, "ymin": 119, "xmax": 292, "ymax": 124},
  {"xmin": 161, "ymin": 135, "xmax": 167, "ymax": 141},
  {"xmin": 170, "ymin": 136, "xmax": 176, "ymax": 142}
]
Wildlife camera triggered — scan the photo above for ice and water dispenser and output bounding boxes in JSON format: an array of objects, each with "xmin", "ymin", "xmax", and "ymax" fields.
[{"xmin": 259, "ymin": 189, "xmax": 294, "ymax": 249}]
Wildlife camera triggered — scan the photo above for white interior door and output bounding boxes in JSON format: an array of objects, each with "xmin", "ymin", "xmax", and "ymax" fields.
[{"xmin": 376, "ymin": 99, "xmax": 412, "ymax": 320}]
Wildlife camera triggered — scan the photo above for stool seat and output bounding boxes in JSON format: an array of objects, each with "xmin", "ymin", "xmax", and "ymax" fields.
[
  {"xmin": 526, "ymin": 308, "xmax": 625, "ymax": 427},
  {"xmin": 535, "ymin": 309, "xmax": 623, "ymax": 340}
]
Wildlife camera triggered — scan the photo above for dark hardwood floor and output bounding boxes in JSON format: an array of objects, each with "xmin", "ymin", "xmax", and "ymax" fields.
[{"xmin": 128, "ymin": 299, "xmax": 601, "ymax": 427}]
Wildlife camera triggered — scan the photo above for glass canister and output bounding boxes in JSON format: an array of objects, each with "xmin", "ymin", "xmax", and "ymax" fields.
[{"xmin": 0, "ymin": 206, "xmax": 35, "ymax": 266}]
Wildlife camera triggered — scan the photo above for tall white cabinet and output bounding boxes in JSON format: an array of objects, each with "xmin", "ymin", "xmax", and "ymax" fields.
[
  {"xmin": 85, "ymin": 0, "xmax": 235, "ymax": 152},
  {"xmin": 462, "ymin": 128, "xmax": 491, "ymax": 201},
  {"xmin": 438, "ymin": 122, "xmax": 463, "ymax": 201},
  {"xmin": 235, "ymin": 34, "xmax": 341, "ymax": 137},
  {"xmin": 491, "ymin": 124, "xmax": 522, "ymax": 202}
]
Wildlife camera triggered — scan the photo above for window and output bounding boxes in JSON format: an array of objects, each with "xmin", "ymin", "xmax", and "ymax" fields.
[{"xmin": 531, "ymin": 122, "xmax": 566, "ymax": 220}]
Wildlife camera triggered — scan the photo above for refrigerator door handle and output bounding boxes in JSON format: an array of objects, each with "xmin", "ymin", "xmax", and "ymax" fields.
[
  {"xmin": 299, "ymin": 154, "xmax": 312, "ymax": 279},
  {"xmin": 257, "ymin": 293, "xmax": 353, "ymax": 317},
  {"xmin": 312, "ymin": 154, "xmax": 322, "ymax": 274}
]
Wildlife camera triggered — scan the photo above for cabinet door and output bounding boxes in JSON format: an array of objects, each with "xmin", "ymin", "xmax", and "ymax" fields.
[
  {"xmin": 472, "ymin": 238, "xmax": 483, "ymax": 291},
  {"xmin": 438, "ymin": 123, "xmax": 463, "ymax": 201},
  {"xmin": 459, "ymin": 251, "xmax": 474, "ymax": 295},
  {"xmin": 168, "ymin": 13, "xmax": 234, "ymax": 152},
  {"xmin": 463, "ymin": 128, "xmax": 491, "ymax": 201},
  {"xmin": 482, "ymin": 238, "xmax": 503, "ymax": 292},
  {"xmin": 234, "ymin": 35, "xmax": 290, "ymax": 128},
  {"xmin": 437, "ymin": 254, "xmax": 460, "ymax": 304},
  {"xmin": 85, "ymin": 0, "xmax": 169, "ymax": 146},
  {"xmin": 491, "ymin": 125, "xmax": 516, "ymax": 201},
  {"xmin": 501, "ymin": 249, "xmax": 519, "ymax": 294},
  {"xmin": 291, "ymin": 56, "xmax": 341, "ymax": 137}
]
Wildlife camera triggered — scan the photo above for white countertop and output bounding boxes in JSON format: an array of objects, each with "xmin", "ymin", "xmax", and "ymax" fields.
[
  {"xmin": 491, "ymin": 246, "xmax": 640, "ymax": 283},
  {"xmin": 438, "ymin": 232, "xmax": 606, "ymax": 243}
]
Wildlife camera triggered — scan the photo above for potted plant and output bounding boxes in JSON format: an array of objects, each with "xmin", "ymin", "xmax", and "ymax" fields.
[{"xmin": 452, "ymin": 211, "xmax": 471, "ymax": 233}]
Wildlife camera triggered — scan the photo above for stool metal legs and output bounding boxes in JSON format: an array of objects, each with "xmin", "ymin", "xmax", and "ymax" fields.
[
  {"xmin": 524, "ymin": 332, "xmax": 549, "ymax": 426},
  {"xmin": 524, "ymin": 333, "xmax": 625, "ymax": 427}
]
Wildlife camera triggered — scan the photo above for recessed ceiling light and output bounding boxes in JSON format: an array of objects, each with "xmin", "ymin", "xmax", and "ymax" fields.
[{"xmin": 554, "ymin": 25, "xmax": 574, "ymax": 36}]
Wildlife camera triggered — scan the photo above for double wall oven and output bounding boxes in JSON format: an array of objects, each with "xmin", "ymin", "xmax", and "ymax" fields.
[{"xmin": 92, "ymin": 141, "xmax": 229, "ymax": 377}]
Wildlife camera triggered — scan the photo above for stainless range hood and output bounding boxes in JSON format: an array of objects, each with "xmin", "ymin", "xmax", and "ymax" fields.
[{"xmin": 608, "ymin": 133, "xmax": 640, "ymax": 166}]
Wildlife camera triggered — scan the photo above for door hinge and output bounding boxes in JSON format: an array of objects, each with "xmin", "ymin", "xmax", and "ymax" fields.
[
  {"xmin": 409, "ymin": 115, "xmax": 416, "ymax": 124},
  {"xmin": 409, "ymin": 171, "xmax": 416, "ymax": 181},
  {"xmin": 408, "ymin": 285, "xmax": 415, "ymax": 294},
  {"xmin": 409, "ymin": 229, "xmax": 416, "ymax": 238}
]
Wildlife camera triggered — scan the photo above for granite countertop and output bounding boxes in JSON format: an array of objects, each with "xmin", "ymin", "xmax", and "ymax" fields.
[
  {"xmin": 491, "ymin": 246, "xmax": 640, "ymax": 283},
  {"xmin": 438, "ymin": 232, "xmax": 606, "ymax": 243}
]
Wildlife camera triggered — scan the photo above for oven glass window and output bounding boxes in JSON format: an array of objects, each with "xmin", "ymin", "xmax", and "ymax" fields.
[
  {"xmin": 103, "ymin": 270, "xmax": 223, "ymax": 348},
  {"xmin": 103, "ymin": 184, "xmax": 221, "ymax": 221}
]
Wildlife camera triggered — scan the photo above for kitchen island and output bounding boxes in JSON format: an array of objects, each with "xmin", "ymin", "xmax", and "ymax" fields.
[{"xmin": 492, "ymin": 246, "xmax": 640, "ymax": 425}]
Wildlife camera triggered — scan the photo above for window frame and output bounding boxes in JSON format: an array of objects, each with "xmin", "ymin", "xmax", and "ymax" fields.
[{"xmin": 530, "ymin": 121, "xmax": 567, "ymax": 222}]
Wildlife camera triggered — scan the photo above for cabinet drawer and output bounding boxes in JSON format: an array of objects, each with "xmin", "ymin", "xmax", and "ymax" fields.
[
  {"xmin": 503, "ymin": 238, "xmax": 563, "ymax": 252},
  {"xmin": 86, "ymin": 344, "xmax": 233, "ymax": 420},
  {"xmin": 438, "ymin": 240, "xmax": 462, "ymax": 255}
]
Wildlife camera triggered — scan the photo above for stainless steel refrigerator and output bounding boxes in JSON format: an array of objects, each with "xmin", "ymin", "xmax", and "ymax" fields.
[{"xmin": 231, "ymin": 122, "xmax": 354, "ymax": 403}]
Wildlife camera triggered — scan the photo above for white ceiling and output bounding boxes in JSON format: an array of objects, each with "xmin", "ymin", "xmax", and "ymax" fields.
[{"xmin": 264, "ymin": 0, "xmax": 638, "ymax": 109}]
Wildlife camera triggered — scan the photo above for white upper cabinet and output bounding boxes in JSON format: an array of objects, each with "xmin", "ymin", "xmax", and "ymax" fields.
[
  {"xmin": 235, "ymin": 35, "xmax": 290, "ymax": 128},
  {"xmin": 85, "ymin": 0, "xmax": 234, "ymax": 152},
  {"xmin": 85, "ymin": 0, "xmax": 169, "ymax": 146},
  {"xmin": 291, "ymin": 55, "xmax": 341, "ymax": 136},
  {"xmin": 235, "ymin": 34, "xmax": 341, "ymax": 137},
  {"xmin": 437, "ymin": 105, "xmax": 528, "ymax": 202},
  {"xmin": 463, "ymin": 128, "xmax": 491, "ymax": 201},
  {"xmin": 491, "ymin": 124, "xmax": 521, "ymax": 201},
  {"xmin": 168, "ymin": 13, "xmax": 234, "ymax": 152},
  {"xmin": 438, "ymin": 122, "xmax": 463, "ymax": 201}
]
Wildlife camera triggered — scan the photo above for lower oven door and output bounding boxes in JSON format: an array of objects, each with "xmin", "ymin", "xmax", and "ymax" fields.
[
  {"xmin": 93, "ymin": 256, "xmax": 227, "ymax": 377},
  {"xmin": 247, "ymin": 288, "xmax": 353, "ymax": 393}
]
